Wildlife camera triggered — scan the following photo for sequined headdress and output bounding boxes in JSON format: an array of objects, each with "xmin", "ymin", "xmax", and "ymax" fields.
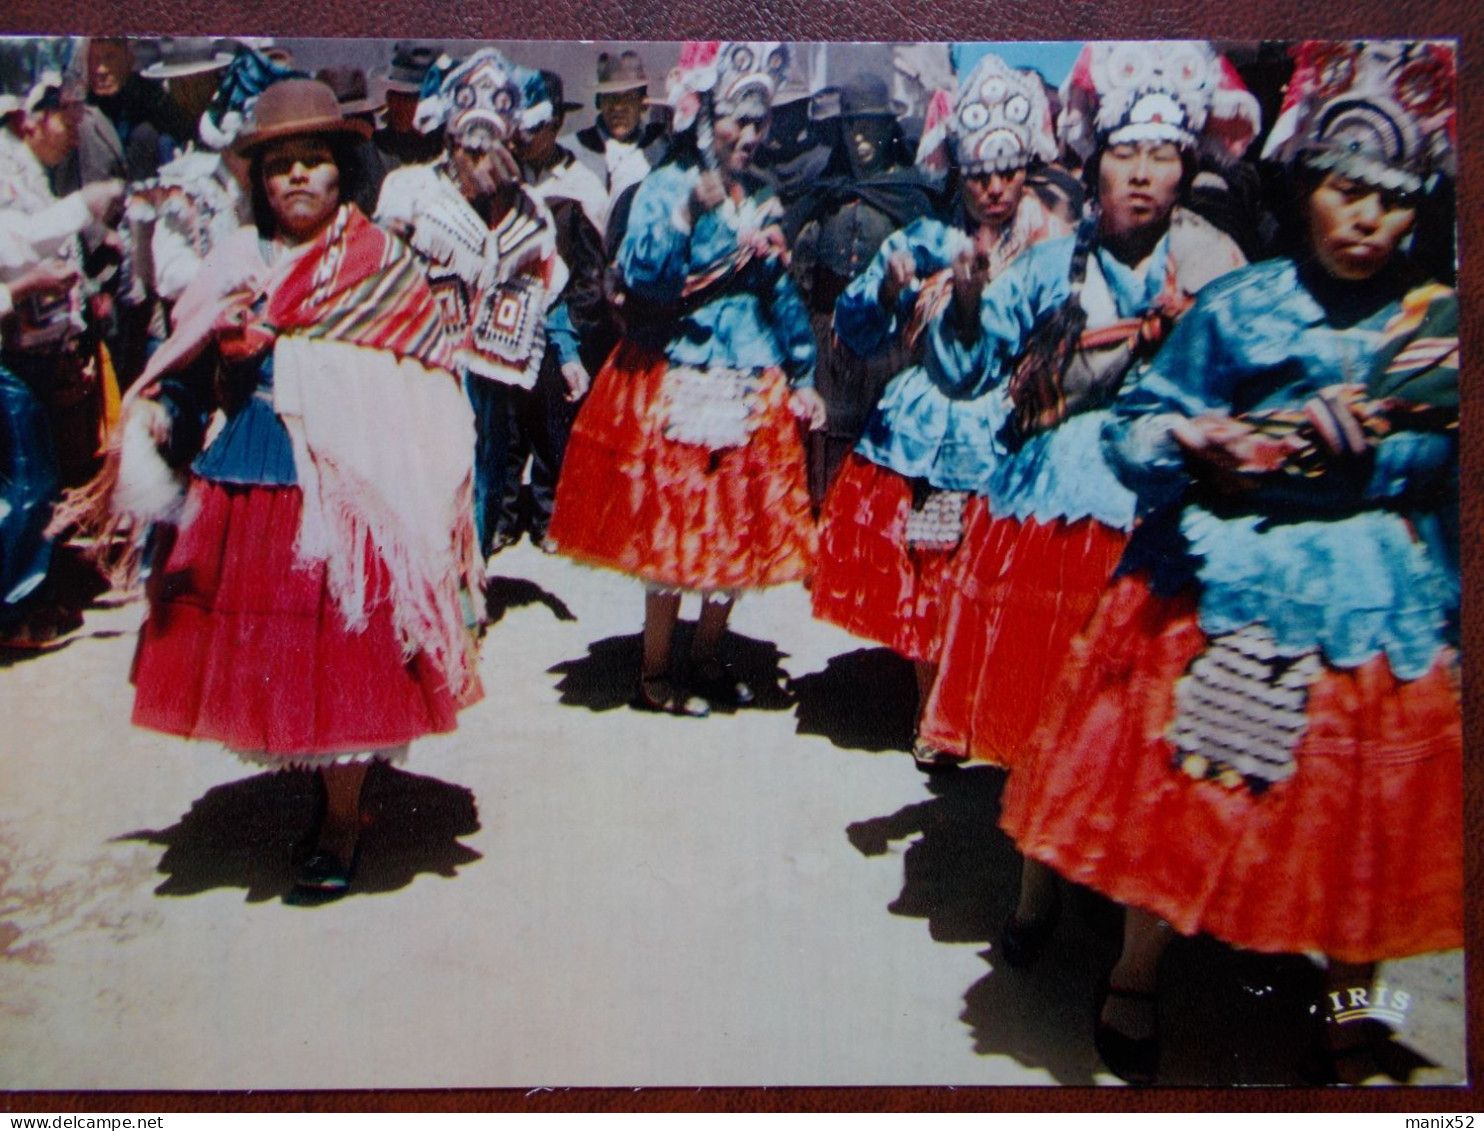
[
  {"xmin": 665, "ymin": 41, "xmax": 790, "ymax": 133},
  {"xmin": 1060, "ymin": 40, "xmax": 1261, "ymax": 163},
  {"xmin": 1260, "ymin": 40, "xmax": 1455, "ymax": 195},
  {"xmin": 917, "ymin": 53, "xmax": 1058, "ymax": 180},
  {"xmin": 414, "ymin": 48, "xmax": 527, "ymax": 147}
]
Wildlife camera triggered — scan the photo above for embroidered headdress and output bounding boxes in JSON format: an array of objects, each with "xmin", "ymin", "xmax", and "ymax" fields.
[
  {"xmin": 1060, "ymin": 40, "xmax": 1260, "ymax": 163},
  {"xmin": 665, "ymin": 41, "xmax": 790, "ymax": 133},
  {"xmin": 414, "ymin": 48, "xmax": 526, "ymax": 147},
  {"xmin": 1260, "ymin": 40, "xmax": 1455, "ymax": 195},
  {"xmin": 917, "ymin": 53, "xmax": 1058, "ymax": 180}
]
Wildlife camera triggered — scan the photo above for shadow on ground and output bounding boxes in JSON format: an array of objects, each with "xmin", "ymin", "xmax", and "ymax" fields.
[
  {"xmin": 847, "ymin": 765, "xmax": 1434, "ymax": 1086},
  {"xmin": 116, "ymin": 763, "xmax": 482, "ymax": 906},
  {"xmin": 789, "ymin": 646, "xmax": 917, "ymax": 753},
  {"xmin": 548, "ymin": 626, "xmax": 796, "ymax": 714},
  {"xmin": 0, "ymin": 545, "xmax": 124, "ymax": 667},
  {"xmin": 483, "ymin": 574, "xmax": 576, "ymax": 626}
]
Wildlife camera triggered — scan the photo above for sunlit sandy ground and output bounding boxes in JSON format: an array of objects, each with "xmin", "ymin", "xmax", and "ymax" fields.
[{"xmin": 0, "ymin": 539, "xmax": 1464, "ymax": 1089}]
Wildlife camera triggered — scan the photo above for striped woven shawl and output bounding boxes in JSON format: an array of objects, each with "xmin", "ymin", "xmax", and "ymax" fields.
[{"xmin": 268, "ymin": 205, "xmax": 455, "ymax": 373}]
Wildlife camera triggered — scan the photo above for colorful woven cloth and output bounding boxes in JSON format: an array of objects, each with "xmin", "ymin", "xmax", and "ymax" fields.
[
  {"xmin": 1369, "ymin": 282, "xmax": 1459, "ymax": 406},
  {"xmin": 267, "ymin": 205, "xmax": 454, "ymax": 372}
]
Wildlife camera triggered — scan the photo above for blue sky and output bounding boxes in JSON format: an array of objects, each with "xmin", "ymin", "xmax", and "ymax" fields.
[{"xmin": 950, "ymin": 41, "xmax": 1085, "ymax": 87}]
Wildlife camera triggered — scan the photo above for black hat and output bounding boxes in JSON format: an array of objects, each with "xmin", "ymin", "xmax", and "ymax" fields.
[
  {"xmin": 837, "ymin": 73, "xmax": 901, "ymax": 119},
  {"xmin": 538, "ymin": 69, "xmax": 583, "ymax": 116}
]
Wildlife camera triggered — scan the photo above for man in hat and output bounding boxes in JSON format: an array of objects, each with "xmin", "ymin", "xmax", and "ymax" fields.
[
  {"xmin": 376, "ymin": 48, "xmax": 567, "ymax": 569},
  {"xmin": 0, "ymin": 37, "xmax": 124, "ymax": 645},
  {"xmin": 782, "ymin": 73, "xmax": 936, "ymax": 503},
  {"xmin": 52, "ymin": 38, "xmax": 166, "ymax": 189},
  {"xmin": 137, "ymin": 36, "xmax": 234, "ymax": 163},
  {"xmin": 498, "ymin": 67, "xmax": 615, "ymax": 551},
  {"xmin": 567, "ymin": 49, "xmax": 666, "ymax": 206},
  {"xmin": 52, "ymin": 38, "xmax": 172, "ymax": 409},
  {"xmin": 121, "ymin": 45, "xmax": 301, "ymax": 367},
  {"xmin": 373, "ymin": 42, "xmax": 443, "ymax": 172}
]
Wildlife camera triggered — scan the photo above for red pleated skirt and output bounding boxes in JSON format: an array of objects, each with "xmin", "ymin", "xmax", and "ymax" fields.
[
  {"xmin": 917, "ymin": 501, "xmax": 1128, "ymax": 765},
  {"xmin": 546, "ymin": 343, "xmax": 816, "ymax": 591},
  {"xmin": 810, "ymin": 453, "xmax": 956, "ymax": 663},
  {"xmin": 131, "ymin": 479, "xmax": 481, "ymax": 759},
  {"xmin": 1000, "ymin": 575, "xmax": 1463, "ymax": 963}
]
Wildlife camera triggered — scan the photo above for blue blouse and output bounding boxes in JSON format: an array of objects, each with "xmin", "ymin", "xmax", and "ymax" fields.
[
  {"xmin": 919, "ymin": 231, "xmax": 1195, "ymax": 527},
  {"xmin": 1104, "ymin": 257, "xmax": 1457, "ymax": 678},
  {"xmin": 840, "ymin": 217, "xmax": 1006, "ymax": 491},
  {"xmin": 191, "ymin": 352, "xmax": 298, "ymax": 487},
  {"xmin": 617, "ymin": 164, "xmax": 816, "ymax": 387}
]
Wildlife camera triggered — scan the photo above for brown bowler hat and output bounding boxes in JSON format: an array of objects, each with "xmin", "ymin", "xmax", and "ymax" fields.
[{"xmin": 233, "ymin": 78, "xmax": 373, "ymax": 155}]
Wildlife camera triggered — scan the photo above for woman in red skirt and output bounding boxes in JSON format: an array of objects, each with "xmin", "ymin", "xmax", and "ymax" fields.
[
  {"xmin": 998, "ymin": 41, "xmax": 1461, "ymax": 1082},
  {"xmin": 808, "ymin": 54, "xmax": 1070, "ymax": 770},
  {"xmin": 113, "ymin": 80, "xmax": 482, "ymax": 898},
  {"xmin": 916, "ymin": 41, "xmax": 1258, "ymax": 778},
  {"xmin": 547, "ymin": 43, "xmax": 825, "ymax": 716}
]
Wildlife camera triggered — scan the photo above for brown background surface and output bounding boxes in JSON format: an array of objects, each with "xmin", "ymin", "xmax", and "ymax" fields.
[{"xmin": 0, "ymin": 0, "xmax": 1479, "ymax": 1113}]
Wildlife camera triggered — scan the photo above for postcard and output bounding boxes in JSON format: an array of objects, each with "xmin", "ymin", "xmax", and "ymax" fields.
[{"xmin": 0, "ymin": 33, "xmax": 1466, "ymax": 1097}]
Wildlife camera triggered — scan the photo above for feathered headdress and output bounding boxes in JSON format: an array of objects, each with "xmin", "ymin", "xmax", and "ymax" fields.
[
  {"xmin": 197, "ymin": 46, "xmax": 307, "ymax": 152},
  {"xmin": 1260, "ymin": 40, "xmax": 1455, "ymax": 195},
  {"xmin": 1059, "ymin": 40, "xmax": 1261, "ymax": 163}
]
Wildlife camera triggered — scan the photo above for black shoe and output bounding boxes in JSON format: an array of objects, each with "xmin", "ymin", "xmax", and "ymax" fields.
[
  {"xmin": 691, "ymin": 658, "xmax": 755, "ymax": 708},
  {"xmin": 910, "ymin": 737, "xmax": 968, "ymax": 773},
  {"xmin": 1094, "ymin": 979, "xmax": 1160, "ymax": 1085},
  {"xmin": 292, "ymin": 846, "xmax": 359, "ymax": 902},
  {"xmin": 632, "ymin": 673, "xmax": 711, "ymax": 718},
  {"xmin": 1298, "ymin": 1016, "xmax": 1391, "ymax": 1085},
  {"xmin": 1000, "ymin": 889, "xmax": 1062, "ymax": 969}
]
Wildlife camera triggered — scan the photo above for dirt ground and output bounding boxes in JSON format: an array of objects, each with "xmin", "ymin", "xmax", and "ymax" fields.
[{"xmin": 0, "ymin": 540, "xmax": 1465, "ymax": 1089}]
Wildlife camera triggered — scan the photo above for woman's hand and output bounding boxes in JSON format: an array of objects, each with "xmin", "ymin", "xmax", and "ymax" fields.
[
  {"xmin": 132, "ymin": 396, "xmax": 173, "ymax": 450},
  {"xmin": 789, "ymin": 387, "xmax": 828, "ymax": 431},
  {"xmin": 561, "ymin": 360, "xmax": 592, "ymax": 402},
  {"xmin": 877, "ymin": 250, "xmax": 916, "ymax": 311},
  {"xmin": 1171, "ymin": 412, "xmax": 1305, "ymax": 491},
  {"xmin": 689, "ymin": 170, "xmax": 727, "ymax": 222},
  {"xmin": 214, "ymin": 290, "xmax": 275, "ymax": 364}
]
